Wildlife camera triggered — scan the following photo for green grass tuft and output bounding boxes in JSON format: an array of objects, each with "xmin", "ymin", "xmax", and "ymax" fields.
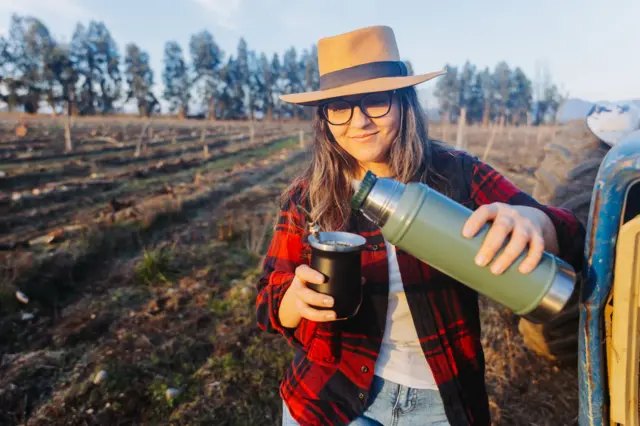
[{"xmin": 134, "ymin": 246, "xmax": 180, "ymax": 286}]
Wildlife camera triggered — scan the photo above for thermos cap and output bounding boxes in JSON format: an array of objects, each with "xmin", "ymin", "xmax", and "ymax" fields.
[{"xmin": 351, "ymin": 171, "xmax": 378, "ymax": 210}]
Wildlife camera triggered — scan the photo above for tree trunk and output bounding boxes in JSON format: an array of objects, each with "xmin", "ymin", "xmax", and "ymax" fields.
[
  {"xmin": 266, "ymin": 90, "xmax": 274, "ymax": 120},
  {"xmin": 67, "ymin": 88, "xmax": 76, "ymax": 117},
  {"xmin": 248, "ymin": 94, "xmax": 254, "ymax": 120},
  {"xmin": 482, "ymin": 102, "xmax": 490, "ymax": 127},
  {"xmin": 208, "ymin": 97, "xmax": 216, "ymax": 121},
  {"xmin": 47, "ymin": 91, "xmax": 57, "ymax": 116},
  {"xmin": 7, "ymin": 93, "xmax": 17, "ymax": 112}
]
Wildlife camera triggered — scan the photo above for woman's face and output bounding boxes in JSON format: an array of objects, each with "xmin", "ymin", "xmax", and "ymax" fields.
[{"xmin": 325, "ymin": 91, "xmax": 401, "ymax": 175}]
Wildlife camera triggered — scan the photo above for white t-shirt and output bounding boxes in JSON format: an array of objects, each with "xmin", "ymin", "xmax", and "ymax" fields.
[{"xmin": 373, "ymin": 239, "xmax": 439, "ymax": 390}]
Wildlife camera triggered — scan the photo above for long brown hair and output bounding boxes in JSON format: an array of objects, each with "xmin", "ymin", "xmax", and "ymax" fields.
[{"xmin": 281, "ymin": 86, "xmax": 447, "ymax": 232}]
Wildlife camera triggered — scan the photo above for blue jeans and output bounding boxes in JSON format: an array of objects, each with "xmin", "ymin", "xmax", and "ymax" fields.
[{"xmin": 282, "ymin": 375, "xmax": 450, "ymax": 425}]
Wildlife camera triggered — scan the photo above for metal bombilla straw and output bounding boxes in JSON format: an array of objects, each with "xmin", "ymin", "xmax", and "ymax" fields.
[{"xmin": 297, "ymin": 204, "xmax": 322, "ymax": 243}]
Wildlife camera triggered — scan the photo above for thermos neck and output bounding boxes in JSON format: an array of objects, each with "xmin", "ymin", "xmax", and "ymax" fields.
[
  {"xmin": 351, "ymin": 171, "xmax": 406, "ymax": 228},
  {"xmin": 361, "ymin": 178, "xmax": 405, "ymax": 227}
]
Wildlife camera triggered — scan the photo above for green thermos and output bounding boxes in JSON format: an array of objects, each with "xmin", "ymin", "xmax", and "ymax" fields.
[{"xmin": 350, "ymin": 171, "xmax": 577, "ymax": 324}]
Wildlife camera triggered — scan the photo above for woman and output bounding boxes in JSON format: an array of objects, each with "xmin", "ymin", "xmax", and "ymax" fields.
[{"xmin": 255, "ymin": 25, "xmax": 585, "ymax": 426}]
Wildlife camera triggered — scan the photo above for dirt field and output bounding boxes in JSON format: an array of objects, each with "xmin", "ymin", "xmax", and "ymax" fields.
[{"xmin": 0, "ymin": 115, "xmax": 577, "ymax": 425}]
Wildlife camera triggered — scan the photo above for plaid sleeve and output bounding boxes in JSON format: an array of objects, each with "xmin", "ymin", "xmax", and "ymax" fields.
[
  {"xmin": 255, "ymin": 187, "xmax": 317, "ymax": 353},
  {"xmin": 467, "ymin": 154, "xmax": 586, "ymax": 272}
]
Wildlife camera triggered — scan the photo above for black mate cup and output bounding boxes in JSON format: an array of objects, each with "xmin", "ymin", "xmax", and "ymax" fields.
[{"xmin": 307, "ymin": 231, "xmax": 367, "ymax": 320}]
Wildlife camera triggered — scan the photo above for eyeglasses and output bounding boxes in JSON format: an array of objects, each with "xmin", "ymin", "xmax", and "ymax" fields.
[{"xmin": 320, "ymin": 90, "xmax": 395, "ymax": 126}]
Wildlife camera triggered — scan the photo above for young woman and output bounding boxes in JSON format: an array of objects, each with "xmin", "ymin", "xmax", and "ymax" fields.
[{"xmin": 255, "ymin": 25, "xmax": 586, "ymax": 426}]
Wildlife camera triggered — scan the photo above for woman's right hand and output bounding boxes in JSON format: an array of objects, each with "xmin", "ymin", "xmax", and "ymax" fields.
[{"xmin": 279, "ymin": 264, "xmax": 337, "ymax": 328}]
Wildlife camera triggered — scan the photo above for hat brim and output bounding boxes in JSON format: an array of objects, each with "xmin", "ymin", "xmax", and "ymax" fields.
[{"xmin": 279, "ymin": 70, "xmax": 446, "ymax": 106}]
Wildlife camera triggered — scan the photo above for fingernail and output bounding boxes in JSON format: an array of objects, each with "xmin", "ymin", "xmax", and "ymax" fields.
[
  {"xmin": 325, "ymin": 313, "xmax": 336, "ymax": 320},
  {"xmin": 324, "ymin": 297, "xmax": 333, "ymax": 307},
  {"xmin": 475, "ymin": 254, "xmax": 487, "ymax": 266},
  {"xmin": 491, "ymin": 264, "xmax": 503, "ymax": 275}
]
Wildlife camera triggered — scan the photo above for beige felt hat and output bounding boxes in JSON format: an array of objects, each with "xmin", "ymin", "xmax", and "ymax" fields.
[{"xmin": 279, "ymin": 25, "xmax": 446, "ymax": 106}]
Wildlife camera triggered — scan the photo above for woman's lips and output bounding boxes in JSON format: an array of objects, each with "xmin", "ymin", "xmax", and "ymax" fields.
[{"xmin": 350, "ymin": 131, "xmax": 378, "ymax": 142}]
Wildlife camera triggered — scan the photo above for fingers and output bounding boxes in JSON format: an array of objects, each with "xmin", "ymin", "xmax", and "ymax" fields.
[
  {"xmin": 296, "ymin": 297, "xmax": 337, "ymax": 322},
  {"xmin": 297, "ymin": 284, "xmax": 334, "ymax": 308},
  {"xmin": 293, "ymin": 264, "xmax": 336, "ymax": 322},
  {"xmin": 475, "ymin": 210, "xmax": 515, "ymax": 268},
  {"xmin": 292, "ymin": 266, "xmax": 367, "ymax": 322},
  {"xmin": 295, "ymin": 264, "xmax": 325, "ymax": 285},
  {"xmin": 468, "ymin": 203, "xmax": 547, "ymax": 275},
  {"xmin": 462, "ymin": 204, "xmax": 499, "ymax": 238},
  {"xmin": 518, "ymin": 231, "xmax": 545, "ymax": 274},
  {"xmin": 490, "ymin": 223, "xmax": 530, "ymax": 275}
]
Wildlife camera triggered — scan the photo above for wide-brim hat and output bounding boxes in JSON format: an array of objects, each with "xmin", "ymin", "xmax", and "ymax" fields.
[{"xmin": 279, "ymin": 25, "xmax": 446, "ymax": 106}]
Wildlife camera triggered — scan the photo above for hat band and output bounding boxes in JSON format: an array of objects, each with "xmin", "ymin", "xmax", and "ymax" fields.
[{"xmin": 319, "ymin": 61, "xmax": 408, "ymax": 91}]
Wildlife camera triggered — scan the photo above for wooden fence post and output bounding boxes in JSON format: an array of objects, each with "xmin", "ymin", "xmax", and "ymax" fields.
[
  {"xmin": 482, "ymin": 115, "xmax": 505, "ymax": 162},
  {"xmin": 201, "ymin": 128, "xmax": 209, "ymax": 159},
  {"xmin": 134, "ymin": 121, "xmax": 149, "ymax": 157},
  {"xmin": 64, "ymin": 106, "xmax": 73, "ymax": 152},
  {"xmin": 455, "ymin": 107, "xmax": 467, "ymax": 150}
]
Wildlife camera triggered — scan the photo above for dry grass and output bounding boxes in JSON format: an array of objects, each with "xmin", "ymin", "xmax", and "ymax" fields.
[
  {"xmin": 433, "ymin": 122, "xmax": 581, "ymax": 426},
  {"xmin": 480, "ymin": 297, "xmax": 579, "ymax": 426},
  {"xmin": 0, "ymin": 118, "xmax": 585, "ymax": 426}
]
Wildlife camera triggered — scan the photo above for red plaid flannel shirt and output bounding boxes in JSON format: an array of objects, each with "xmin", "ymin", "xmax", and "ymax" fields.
[{"xmin": 255, "ymin": 145, "xmax": 586, "ymax": 426}]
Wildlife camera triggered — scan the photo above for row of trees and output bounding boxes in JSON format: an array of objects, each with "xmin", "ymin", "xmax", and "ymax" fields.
[
  {"xmin": 0, "ymin": 14, "xmax": 321, "ymax": 120},
  {"xmin": 0, "ymin": 14, "xmax": 565, "ymax": 124},
  {"xmin": 432, "ymin": 61, "xmax": 565, "ymax": 126}
]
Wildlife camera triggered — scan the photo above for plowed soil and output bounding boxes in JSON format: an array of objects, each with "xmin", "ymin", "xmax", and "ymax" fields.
[{"xmin": 0, "ymin": 116, "xmax": 577, "ymax": 426}]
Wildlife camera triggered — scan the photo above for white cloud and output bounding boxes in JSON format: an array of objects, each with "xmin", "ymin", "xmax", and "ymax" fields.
[{"xmin": 192, "ymin": 0, "xmax": 243, "ymax": 31}]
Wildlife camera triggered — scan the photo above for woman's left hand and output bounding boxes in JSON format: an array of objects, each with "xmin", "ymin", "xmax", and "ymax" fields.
[{"xmin": 461, "ymin": 202, "xmax": 558, "ymax": 275}]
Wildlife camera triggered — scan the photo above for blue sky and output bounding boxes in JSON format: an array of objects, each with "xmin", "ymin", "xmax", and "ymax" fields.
[{"xmin": 1, "ymin": 0, "xmax": 638, "ymax": 113}]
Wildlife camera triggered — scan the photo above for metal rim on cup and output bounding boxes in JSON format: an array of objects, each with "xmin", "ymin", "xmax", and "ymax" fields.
[{"xmin": 308, "ymin": 232, "xmax": 367, "ymax": 253}]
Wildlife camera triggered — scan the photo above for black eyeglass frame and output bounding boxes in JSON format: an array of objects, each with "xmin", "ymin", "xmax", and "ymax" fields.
[{"xmin": 319, "ymin": 90, "xmax": 397, "ymax": 126}]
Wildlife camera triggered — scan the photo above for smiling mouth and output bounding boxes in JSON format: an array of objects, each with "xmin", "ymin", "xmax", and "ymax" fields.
[{"xmin": 350, "ymin": 132, "xmax": 378, "ymax": 140}]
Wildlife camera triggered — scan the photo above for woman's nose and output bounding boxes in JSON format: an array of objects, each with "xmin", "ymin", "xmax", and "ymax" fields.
[{"xmin": 350, "ymin": 106, "xmax": 371, "ymax": 128}]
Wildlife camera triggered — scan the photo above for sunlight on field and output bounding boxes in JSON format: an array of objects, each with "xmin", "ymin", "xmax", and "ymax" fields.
[{"xmin": 0, "ymin": 115, "xmax": 576, "ymax": 426}]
